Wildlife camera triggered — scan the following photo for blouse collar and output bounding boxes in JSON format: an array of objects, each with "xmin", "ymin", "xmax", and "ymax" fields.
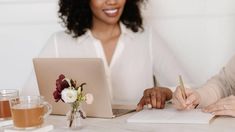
[{"xmin": 77, "ymin": 22, "xmax": 135, "ymax": 44}]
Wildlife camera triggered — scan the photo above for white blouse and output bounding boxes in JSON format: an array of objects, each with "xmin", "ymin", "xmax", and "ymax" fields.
[{"xmin": 24, "ymin": 23, "xmax": 190, "ymax": 104}]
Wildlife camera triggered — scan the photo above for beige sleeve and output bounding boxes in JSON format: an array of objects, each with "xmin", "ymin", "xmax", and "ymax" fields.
[{"xmin": 196, "ymin": 55, "xmax": 235, "ymax": 107}]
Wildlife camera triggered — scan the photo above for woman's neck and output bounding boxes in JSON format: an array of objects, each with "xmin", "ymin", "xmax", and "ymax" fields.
[
  {"xmin": 91, "ymin": 21, "xmax": 121, "ymax": 65},
  {"xmin": 91, "ymin": 21, "xmax": 121, "ymax": 41}
]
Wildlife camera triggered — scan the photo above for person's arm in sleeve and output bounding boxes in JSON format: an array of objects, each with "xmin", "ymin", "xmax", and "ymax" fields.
[
  {"xmin": 196, "ymin": 55, "xmax": 235, "ymax": 107},
  {"xmin": 172, "ymin": 55, "xmax": 235, "ymax": 111}
]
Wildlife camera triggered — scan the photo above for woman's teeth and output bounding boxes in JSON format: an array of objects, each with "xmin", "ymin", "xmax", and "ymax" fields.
[{"xmin": 104, "ymin": 9, "xmax": 118, "ymax": 14}]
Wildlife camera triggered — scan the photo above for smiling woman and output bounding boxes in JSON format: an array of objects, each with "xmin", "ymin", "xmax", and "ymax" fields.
[{"xmin": 26, "ymin": 0, "xmax": 189, "ymax": 111}]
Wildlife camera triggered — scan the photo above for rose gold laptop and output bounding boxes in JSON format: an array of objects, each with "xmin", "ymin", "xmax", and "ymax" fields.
[{"xmin": 33, "ymin": 58, "xmax": 134, "ymax": 118}]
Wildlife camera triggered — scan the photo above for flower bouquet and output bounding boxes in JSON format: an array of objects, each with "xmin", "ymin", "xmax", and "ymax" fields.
[{"xmin": 53, "ymin": 74, "xmax": 93, "ymax": 128}]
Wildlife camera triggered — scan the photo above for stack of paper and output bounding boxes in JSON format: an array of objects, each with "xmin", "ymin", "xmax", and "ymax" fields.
[{"xmin": 127, "ymin": 108, "xmax": 214, "ymax": 124}]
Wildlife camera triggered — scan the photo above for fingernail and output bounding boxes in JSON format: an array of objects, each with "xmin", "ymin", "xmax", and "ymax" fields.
[{"xmin": 147, "ymin": 104, "xmax": 152, "ymax": 109}]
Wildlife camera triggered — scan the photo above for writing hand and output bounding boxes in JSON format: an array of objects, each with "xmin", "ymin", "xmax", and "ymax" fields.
[
  {"xmin": 203, "ymin": 95, "xmax": 235, "ymax": 117},
  {"xmin": 136, "ymin": 87, "xmax": 172, "ymax": 111},
  {"xmin": 173, "ymin": 86, "xmax": 200, "ymax": 110}
]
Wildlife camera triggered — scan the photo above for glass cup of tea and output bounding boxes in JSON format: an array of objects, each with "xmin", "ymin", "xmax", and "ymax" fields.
[
  {"xmin": 0, "ymin": 89, "xmax": 19, "ymax": 120},
  {"xmin": 9, "ymin": 96, "xmax": 52, "ymax": 129}
]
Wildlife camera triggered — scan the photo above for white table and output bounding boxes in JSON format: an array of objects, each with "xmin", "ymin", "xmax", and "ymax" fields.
[
  {"xmin": 1, "ymin": 112, "xmax": 235, "ymax": 132},
  {"xmin": 46, "ymin": 112, "xmax": 235, "ymax": 132}
]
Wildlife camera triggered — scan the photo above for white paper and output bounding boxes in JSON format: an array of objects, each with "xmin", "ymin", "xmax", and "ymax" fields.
[{"xmin": 127, "ymin": 108, "xmax": 214, "ymax": 124}]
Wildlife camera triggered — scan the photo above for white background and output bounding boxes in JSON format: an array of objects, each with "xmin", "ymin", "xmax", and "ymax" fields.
[{"xmin": 0, "ymin": 0, "xmax": 235, "ymax": 91}]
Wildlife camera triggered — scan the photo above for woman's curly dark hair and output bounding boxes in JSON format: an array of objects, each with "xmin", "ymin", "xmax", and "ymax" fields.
[{"xmin": 58, "ymin": 0, "xmax": 146, "ymax": 38}]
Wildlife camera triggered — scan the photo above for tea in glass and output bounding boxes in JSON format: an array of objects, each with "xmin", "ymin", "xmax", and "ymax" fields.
[
  {"xmin": 0, "ymin": 89, "xmax": 18, "ymax": 120},
  {"xmin": 10, "ymin": 96, "xmax": 52, "ymax": 129}
]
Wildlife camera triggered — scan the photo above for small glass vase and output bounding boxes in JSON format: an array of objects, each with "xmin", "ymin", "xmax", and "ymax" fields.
[{"xmin": 66, "ymin": 109, "xmax": 83, "ymax": 130}]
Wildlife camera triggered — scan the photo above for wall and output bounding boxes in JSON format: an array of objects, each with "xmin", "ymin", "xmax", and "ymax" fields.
[
  {"xmin": 0, "ymin": 0, "xmax": 62, "ymax": 90},
  {"xmin": 143, "ymin": 0, "xmax": 235, "ymax": 85},
  {"xmin": 0, "ymin": 0, "xmax": 235, "ymax": 91}
]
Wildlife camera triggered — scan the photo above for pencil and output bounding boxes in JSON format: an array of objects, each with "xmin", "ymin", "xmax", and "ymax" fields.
[{"xmin": 179, "ymin": 75, "xmax": 187, "ymax": 100}]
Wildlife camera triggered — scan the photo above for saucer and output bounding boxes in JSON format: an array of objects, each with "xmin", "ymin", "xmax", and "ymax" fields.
[
  {"xmin": 4, "ymin": 125, "xmax": 54, "ymax": 132},
  {"xmin": 0, "ymin": 120, "xmax": 13, "ymax": 127}
]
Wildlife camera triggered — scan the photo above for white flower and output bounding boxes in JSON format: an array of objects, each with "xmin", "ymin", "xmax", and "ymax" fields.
[
  {"xmin": 61, "ymin": 88, "xmax": 77, "ymax": 103},
  {"xmin": 85, "ymin": 93, "xmax": 94, "ymax": 104}
]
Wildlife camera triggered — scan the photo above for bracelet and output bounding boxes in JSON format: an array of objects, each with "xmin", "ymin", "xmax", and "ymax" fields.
[{"xmin": 194, "ymin": 104, "xmax": 199, "ymax": 109}]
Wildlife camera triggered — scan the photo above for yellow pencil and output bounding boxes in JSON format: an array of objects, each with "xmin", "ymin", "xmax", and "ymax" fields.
[{"xmin": 179, "ymin": 75, "xmax": 187, "ymax": 100}]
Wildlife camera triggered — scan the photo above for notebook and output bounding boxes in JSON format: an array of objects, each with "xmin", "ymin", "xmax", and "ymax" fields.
[{"xmin": 127, "ymin": 107, "xmax": 215, "ymax": 124}]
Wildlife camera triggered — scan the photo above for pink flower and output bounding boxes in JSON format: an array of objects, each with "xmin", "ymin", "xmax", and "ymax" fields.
[{"xmin": 85, "ymin": 93, "xmax": 94, "ymax": 104}]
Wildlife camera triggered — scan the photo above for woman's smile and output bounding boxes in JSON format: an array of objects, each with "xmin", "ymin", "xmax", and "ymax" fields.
[{"xmin": 103, "ymin": 8, "xmax": 119, "ymax": 17}]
